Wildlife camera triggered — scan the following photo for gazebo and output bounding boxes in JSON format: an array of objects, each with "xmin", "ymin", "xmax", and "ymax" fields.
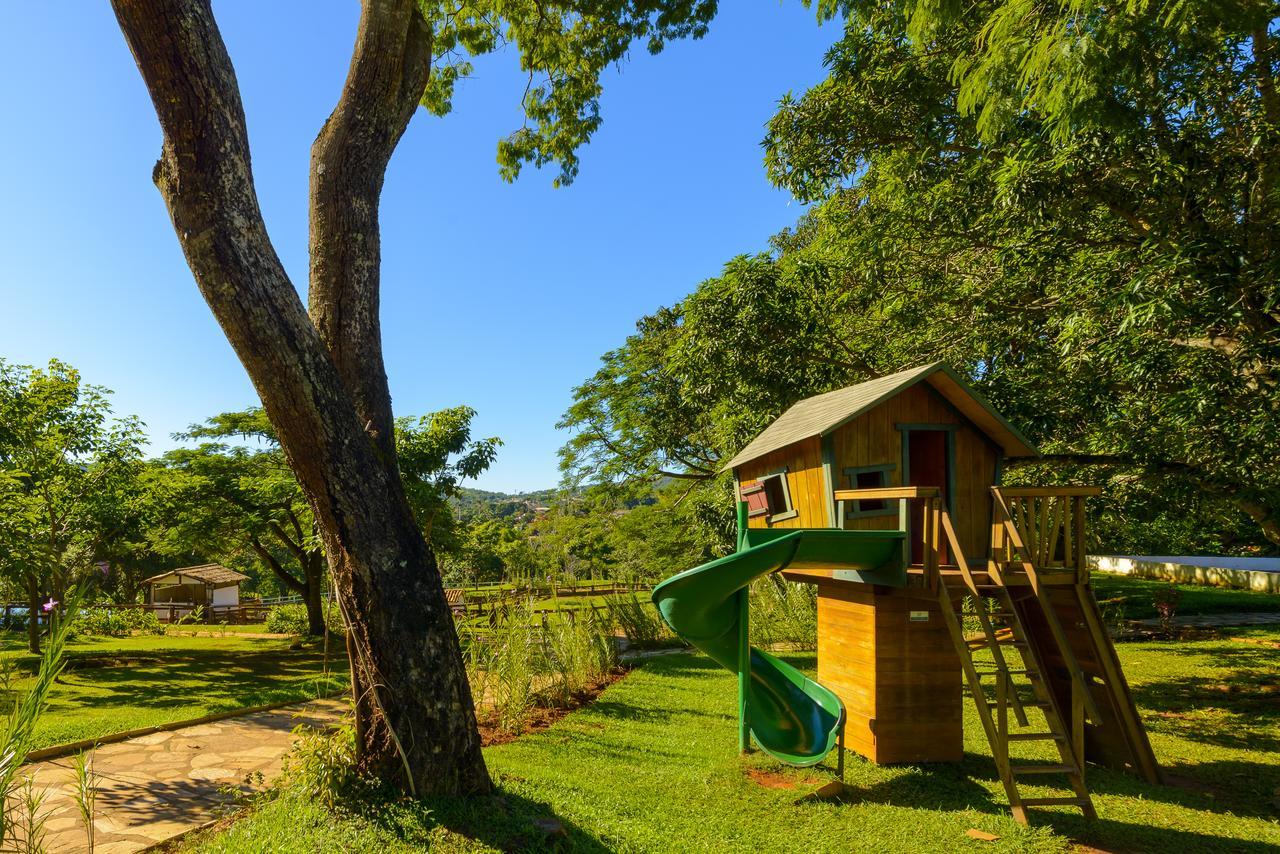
[{"xmin": 144, "ymin": 564, "xmax": 248, "ymax": 620}]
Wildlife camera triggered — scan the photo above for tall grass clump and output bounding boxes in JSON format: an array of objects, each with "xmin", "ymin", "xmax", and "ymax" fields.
[
  {"xmin": 463, "ymin": 599, "xmax": 621, "ymax": 735},
  {"xmin": 477, "ymin": 600, "xmax": 540, "ymax": 734},
  {"xmin": 749, "ymin": 576, "xmax": 817, "ymax": 649},
  {"xmin": 605, "ymin": 592, "xmax": 674, "ymax": 649},
  {"xmin": 545, "ymin": 610, "xmax": 617, "ymax": 704},
  {"xmin": 71, "ymin": 750, "xmax": 98, "ymax": 854},
  {"xmin": 0, "ymin": 588, "xmax": 79, "ymax": 851}
]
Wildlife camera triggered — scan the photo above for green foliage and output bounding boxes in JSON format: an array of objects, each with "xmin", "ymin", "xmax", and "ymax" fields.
[
  {"xmin": 396, "ymin": 407, "xmax": 500, "ymax": 558},
  {"xmin": 604, "ymin": 592, "xmax": 674, "ymax": 649},
  {"xmin": 749, "ymin": 576, "xmax": 818, "ymax": 650},
  {"xmin": 265, "ymin": 604, "xmax": 343, "ymax": 637},
  {"xmin": 0, "ymin": 590, "xmax": 79, "ymax": 845},
  {"xmin": 0, "ymin": 360, "xmax": 145, "ymax": 614},
  {"xmin": 563, "ymin": 2, "xmax": 1280, "ymax": 552},
  {"xmin": 544, "ymin": 609, "xmax": 617, "ymax": 703},
  {"xmin": 461, "ymin": 599, "xmax": 619, "ymax": 734},
  {"xmin": 274, "ymin": 721, "xmax": 367, "ymax": 811},
  {"xmin": 419, "ymin": 1, "xmax": 719, "ymax": 187},
  {"xmin": 70, "ymin": 749, "xmax": 98, "ymax": 854},
  {"xmin": 73, "ymin": 607, "xmax": 165, "ymax": 638}
]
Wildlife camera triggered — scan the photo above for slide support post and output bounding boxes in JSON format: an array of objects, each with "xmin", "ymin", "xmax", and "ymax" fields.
[
  {"xmin": 735, "ymin": 501, "xmax": 750, "ymax": 753},
  {"xmin": 737, "ymin": 586, "xmax": 750, "ymax": 753}
]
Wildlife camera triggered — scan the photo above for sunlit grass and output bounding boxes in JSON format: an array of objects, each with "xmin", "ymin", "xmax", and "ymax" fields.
[{"xmin": 181, "ymin": 625, "xmax": 1279, "ymax": 853}]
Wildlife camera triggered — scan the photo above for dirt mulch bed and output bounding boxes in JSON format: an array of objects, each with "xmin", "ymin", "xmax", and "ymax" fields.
[
  {"xmin": 745, "ymin": 767, "xmax": 822, "ymax": 791},
  {"xmin": 476, "ymin": 667, "xmax": 630, "ymax": 747}
]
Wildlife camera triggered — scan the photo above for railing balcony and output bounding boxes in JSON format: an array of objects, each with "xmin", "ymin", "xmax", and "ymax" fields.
[{"xmin": 990, "ymin": 486, "xmax": 1101, "ymax": 580}]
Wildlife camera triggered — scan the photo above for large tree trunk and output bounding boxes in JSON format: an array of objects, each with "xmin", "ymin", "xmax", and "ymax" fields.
[{"xmin": 110, "ymin": 0, "xmax": 490, "ymax": 795}]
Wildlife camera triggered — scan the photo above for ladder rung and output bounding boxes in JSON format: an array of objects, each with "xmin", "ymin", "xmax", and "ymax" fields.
[
  {"xmin": 974, "ymin": 669, "xmax": 1040, "ymax": 679},
  {"xmin": 1012, "ymin": 763, "xmax": 1076, "ymax": 775},
  {"xmin": 983, "ymin": 699, "xmax": 1051, "ymax": 709},
  {"xmin": 1006, "ymin": 731, "xmax": 1064, "ymax": 741},
  {"xmin": 1018, "ymin": 797, "xmax": 1091, "ymax": 807}
]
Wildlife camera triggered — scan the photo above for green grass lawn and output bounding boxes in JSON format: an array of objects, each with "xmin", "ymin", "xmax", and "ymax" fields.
[
  {"xmin": 1091, "ymin": 571, "xmax": 1280, "ymax": 620},
  {"xmin": 1, "ymin": 632, "xmax": 348, "ymax": 750},
  {"xmin": 180, "ymin": 626, "xmax": 1280, "ymax": 853}
]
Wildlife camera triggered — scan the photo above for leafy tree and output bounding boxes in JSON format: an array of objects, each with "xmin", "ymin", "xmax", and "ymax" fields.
[
  {"xmin": 107, "ymin": 0, "xmax": 721, "ymax": 793},
  {"xmin": 563, "ymin": 1, "xmax": 1280, "ymax": 552},
  {"xmin": 154, "ymin": 406, "xmax": 500, "ymax": 636},
  {"xmin": 0, "ymin": 360, "xmax": 144, "ymax": 652},
  {"xmin": 155, "ymin": 409, "xmax": 331, "ymax": 635},
  {"xmin": 397, "ymin": 407, "xmax": 501, "ymax": 558},
  {"xmin": 761, "ymin": 0, "xmax": 1280, "ymax": 546}
]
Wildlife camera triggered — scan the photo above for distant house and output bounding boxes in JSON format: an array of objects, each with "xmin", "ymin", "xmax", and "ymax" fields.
[{"xmin": 143, "ymin": 564, "xmax": 249, "ymax": 620}]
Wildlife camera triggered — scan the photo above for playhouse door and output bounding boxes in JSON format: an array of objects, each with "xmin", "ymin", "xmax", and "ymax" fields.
[{"xmin": 906, "ymin": 429, "xmax": 950, "ymax": 565}]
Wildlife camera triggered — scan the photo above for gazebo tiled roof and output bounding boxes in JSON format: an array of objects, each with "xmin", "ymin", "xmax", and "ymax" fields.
[{"xmin": 144, "ymin": 564, "xmax": 249, "ymax": 586}]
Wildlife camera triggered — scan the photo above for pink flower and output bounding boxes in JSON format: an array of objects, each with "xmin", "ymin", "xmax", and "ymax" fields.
[{"xmin": 42, "ymin": 598, "xmax": 58, "ymax": 613}]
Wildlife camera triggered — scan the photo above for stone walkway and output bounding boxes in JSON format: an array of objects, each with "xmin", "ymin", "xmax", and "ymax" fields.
[
  {"xmin": 27, "ymin": 697, "xmax": 347, "ymax": 853},
  {"xmin": 1136, "ymin": 611, "xmax": 1280, "ymax": 628}
]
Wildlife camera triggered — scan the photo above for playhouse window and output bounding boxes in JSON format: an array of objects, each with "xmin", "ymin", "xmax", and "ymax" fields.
[
  {"xmin": 843, "ymin": 465, "xmax": 897, "ymax": 519},
  {"xmin": 742, "ymin": 470, "xmax": 796, "ymax": 523}
]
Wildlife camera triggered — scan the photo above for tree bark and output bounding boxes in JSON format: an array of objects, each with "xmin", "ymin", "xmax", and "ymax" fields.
[
  {"xmin": 303, "ymin": 552, "xmax": 327, "ymax": 637},
  {"xmin": 110, "ymin": 0, "xmax": 490, "ymax": 795},
  {"xmin": 249, "ymin": 537, "xmax": 327, "ymax": 636}
]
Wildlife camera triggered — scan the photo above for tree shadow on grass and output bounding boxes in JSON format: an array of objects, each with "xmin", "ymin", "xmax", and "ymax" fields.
[
  {"xmin": 816, "ymin": 760, "xmax": 1002, "ymax": 813},
  {"xmin": 365, "ymin": 786, "xmax": 612, "ymax": 853},
  {"xmin": 1128, "ymin": 666, "xmax": 1280, "ymax": 753},
  {"xmin": 1086, "ymin": 759, "xmax": 1280, "ymax": 821}
]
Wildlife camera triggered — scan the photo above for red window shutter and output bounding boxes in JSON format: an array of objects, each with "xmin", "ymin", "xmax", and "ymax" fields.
[{"xmin": 740, "ymin": 481, "xmax": 769, "ymax": 517}]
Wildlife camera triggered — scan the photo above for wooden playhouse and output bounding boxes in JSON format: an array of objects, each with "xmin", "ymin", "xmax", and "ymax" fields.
[{"xmin": 725, "ymin": 362, "xmax": 1160, "ymax": 822}]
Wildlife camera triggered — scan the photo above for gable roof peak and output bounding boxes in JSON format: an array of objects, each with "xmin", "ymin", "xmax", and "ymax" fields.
[{"xmin": 722, "ymin": 362, "xmax": 1037, "ymax": 471}]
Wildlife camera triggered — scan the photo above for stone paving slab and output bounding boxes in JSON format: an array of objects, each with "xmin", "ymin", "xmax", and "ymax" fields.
[
  {"xmin": 26, "ymin": 697, "xmax": 346, "ymax": 853},
  {"xmin": 1136, "ymin": 611, "xmax": 1280, "ymax": 628}
]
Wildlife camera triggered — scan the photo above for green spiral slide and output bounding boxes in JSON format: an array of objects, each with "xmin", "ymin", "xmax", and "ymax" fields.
[{"xmin": 651, "ymin": 507, "xmax": 906, "ymax": 766}]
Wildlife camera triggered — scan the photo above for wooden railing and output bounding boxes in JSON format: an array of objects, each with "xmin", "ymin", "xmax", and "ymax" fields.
[
  {"xmin": 990, "ymin": 486, "xmax": 1100, "ymax": 578},
  {"xmin": 833, "ymin": 486, "xmax": 942, "ymax": 589}
]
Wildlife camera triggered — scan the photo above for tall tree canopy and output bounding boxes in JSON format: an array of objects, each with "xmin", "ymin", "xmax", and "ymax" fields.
[
  {"xmin": 108, "ymin": 0, "xmax": 718, "ymax": 794},
  {"xmin": 562, "ymin": 1, "xmax": 1280, "ymax": 551},
  {"xmin": 153, "ymin": 406, "xmax": 500, "ymax": 636},
  {"xmin": 0, "ymin": 360, "xmax": 144, "ymax": 652}
]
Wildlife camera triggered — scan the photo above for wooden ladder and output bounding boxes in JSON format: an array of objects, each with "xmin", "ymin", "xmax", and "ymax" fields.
[{"xmin": 931, "ymin": 507, "xmax": 1096, "ymax": 824}]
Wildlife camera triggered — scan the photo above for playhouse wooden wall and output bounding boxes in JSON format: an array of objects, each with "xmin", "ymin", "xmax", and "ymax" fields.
[
  {"xmin": 735, "ymin": 383, "xmax": 1000, "ymax": 565},
  {"xmin": 734, "ymin": 436, "xmax": 826, "ymax": 531}
]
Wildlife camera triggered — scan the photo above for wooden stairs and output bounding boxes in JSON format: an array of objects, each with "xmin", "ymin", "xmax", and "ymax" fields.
[{"xmin": 925, "ymin": 487, "xmax": 1160, "ymax": 824}]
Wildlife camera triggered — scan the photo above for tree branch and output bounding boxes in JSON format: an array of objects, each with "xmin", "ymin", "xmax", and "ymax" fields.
[
  {"xmin": 309, "ymin": 0, "xmax": 434, "ymax": 461},
  {"xmin": 249, "ymin": 535, "xmax": 306, "ymax": 594}
]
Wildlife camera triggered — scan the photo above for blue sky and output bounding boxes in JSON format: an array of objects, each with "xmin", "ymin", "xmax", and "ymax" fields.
[{"xmin": 0, "ymin": 4, "xmax": 836, "ymax": 493}]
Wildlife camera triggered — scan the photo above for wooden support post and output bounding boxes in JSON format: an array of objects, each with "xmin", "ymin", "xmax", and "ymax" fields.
[{"xmin": 737, "ymin": 588, "xmax": 751, "ymax": 754}]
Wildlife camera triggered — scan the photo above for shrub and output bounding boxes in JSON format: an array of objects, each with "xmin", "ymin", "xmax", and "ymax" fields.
[
  {"xmin": 1152, "ymin": 584, "xmax": 1181, "ymax": 635},
  {"xmin": 265, "ymin": 603, "xmax": 343, "ymax": 636},
  {"xmin": 274, "ymin": 720, "xmax": 368, "ymax": 810},
  {"xmin": 463, "ymin": 599, "xmax": 620, "ymax": 734},
  {"xmin": 74, "ymin": 607, "xmax": 165, "ymax": 638}
]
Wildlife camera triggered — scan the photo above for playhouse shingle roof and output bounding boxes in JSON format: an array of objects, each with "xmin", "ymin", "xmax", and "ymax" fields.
[
  {"xmin": 143, "ymin": 564, "xmax": 249, "ymax": 587},
  {"xmin": 721, "ymin": 362, "xmax": 1038, "ymax": 471}
]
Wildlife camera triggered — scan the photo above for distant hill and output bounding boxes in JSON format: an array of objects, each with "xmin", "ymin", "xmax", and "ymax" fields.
[{"xmin": 451, "ymin": 486, "xmax": 562, "ymax": 522}]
